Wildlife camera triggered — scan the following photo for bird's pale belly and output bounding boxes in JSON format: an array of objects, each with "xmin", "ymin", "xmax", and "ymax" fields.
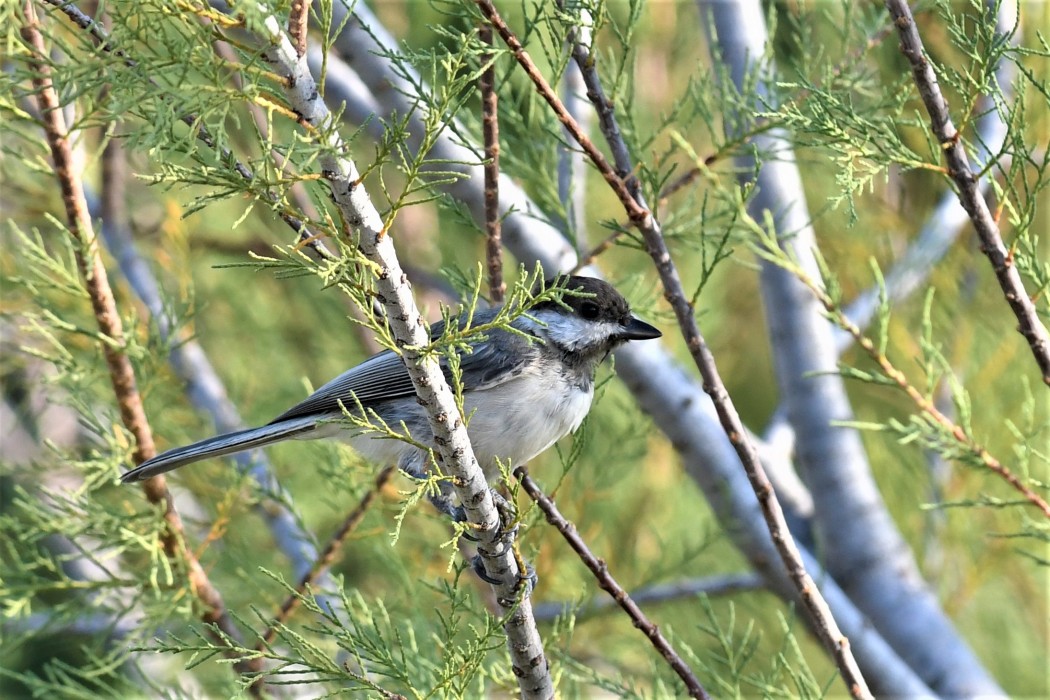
[{"xmin": 462, "ymin": 379, "xmax": 594, "ymax": 475}]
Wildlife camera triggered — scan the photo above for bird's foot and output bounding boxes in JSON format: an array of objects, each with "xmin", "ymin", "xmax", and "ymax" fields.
[
  {"xmin": 470, "ymin": 554, "xmax": 537, "ymax": 594},
  {"xmin": 489, "ymin": 488, "xmax": 520, "ymax": 546},
  {"xmin": 426, "ymin": 491, "xmax": 465, "ymax": 523},
  {"xmin": 445, "ymin": 487, "xmax": 518, "ymax": 544}
]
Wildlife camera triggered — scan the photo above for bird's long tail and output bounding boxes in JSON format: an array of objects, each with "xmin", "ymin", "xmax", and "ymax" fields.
[{"xmin": 119, "ymin": 415, "xmax": 319, "ymax": 483}]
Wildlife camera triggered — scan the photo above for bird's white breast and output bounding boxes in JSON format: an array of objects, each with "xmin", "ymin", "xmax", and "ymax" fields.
[{"xmin": 461, "ymin": 366, "xmax": 593, "ymax": 475}]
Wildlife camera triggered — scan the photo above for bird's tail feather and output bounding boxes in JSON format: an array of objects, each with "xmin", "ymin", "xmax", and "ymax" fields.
[{"xmin": 119, "ymin": 416, "xmax": 319, "ymax": 482}]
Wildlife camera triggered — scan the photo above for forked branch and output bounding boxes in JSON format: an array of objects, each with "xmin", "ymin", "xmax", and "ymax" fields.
[{"xmin": 474, "ymin": 1, "xmax": 871, "ymax": 696}]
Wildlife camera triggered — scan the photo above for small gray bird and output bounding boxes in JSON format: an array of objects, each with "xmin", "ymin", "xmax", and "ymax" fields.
[{"xmin": 120, "ymin": 276, "xmax": 661, "ymax": 484}]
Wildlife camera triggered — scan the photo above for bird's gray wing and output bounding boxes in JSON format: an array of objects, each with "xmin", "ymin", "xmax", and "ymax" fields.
[{"xmin": 268, "ymin": 313, "xmax": 534, "ymax": 424}]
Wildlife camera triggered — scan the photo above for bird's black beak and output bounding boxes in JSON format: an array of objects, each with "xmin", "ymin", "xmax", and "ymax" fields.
[{"xmin": 621, "ymin": 316, "xmax": 662, "ymax": 340}]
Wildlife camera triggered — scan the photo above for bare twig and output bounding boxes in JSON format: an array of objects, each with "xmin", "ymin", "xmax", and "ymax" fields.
[
  {"xmin": 473, "ymin": 0, "xmax": 645, "ymax": 225},
  {"xmin": 256, "ymin": 465, "xmax": 396, "ymax": 651},
  {"xmin": 885, "ymin": 0, "xmax": 1050, "ymax": 386},
  {"xmin": 515, "ymin": 467, "xmax": 710, "ymax": 700},
  {"xmin": 479, "ymin": 23, "xmax": 504, "ymax": 304},
  {"xmin": 252, "ymin": 12, "xmax": 553, "ymax": 698},
  {"xmin": 476, "ymin": 2, "xmax": 871, "ymax": 696},
  {"xmin": 559, "ymin": 7, "xmax": 639, "ymax": 203},
  {"xmin": 19, "ymin": 0, "xmax": 249, "ymax": 678}
]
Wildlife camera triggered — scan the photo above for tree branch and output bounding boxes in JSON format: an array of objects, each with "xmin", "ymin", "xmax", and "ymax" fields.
[
  {"xmin": 515, "ymin": 467, "xmax": 710, "ymax": 700},
  {"xmin": 250, "ymin": 11, "xmax": 553, "ymax": 698},
  {"xmin": 19, "ymin": 0, "xmax": 249, "ymax": 680},
  {"xmin": 479, "ymin": 22, "xmax": 504, "ymax": 304},
  {"xmin": 885, "ymin": 0, "xmax": 1050, "ymax": 386}
]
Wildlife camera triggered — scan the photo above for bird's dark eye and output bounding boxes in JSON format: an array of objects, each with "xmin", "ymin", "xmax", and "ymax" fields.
[{"xmin": 580, "ymin": 301, "xmax": 601, "ymax": 320}]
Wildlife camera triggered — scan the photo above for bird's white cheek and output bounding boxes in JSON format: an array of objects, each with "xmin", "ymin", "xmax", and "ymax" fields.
[{"xmin": 530, "ymin": 312, "xmax": 621, "ymax": 352}]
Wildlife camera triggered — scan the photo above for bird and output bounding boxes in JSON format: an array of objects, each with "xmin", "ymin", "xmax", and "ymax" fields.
[{"xmin": 119, "ymin": 276, "xmax": 661, "ymax": 485}]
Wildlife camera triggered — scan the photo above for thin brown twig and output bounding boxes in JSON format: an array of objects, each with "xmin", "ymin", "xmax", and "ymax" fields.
[
  {"xmin": 885, "ymin": 0, "xmax": 1050, "ymax": 386},
  {"xmin": 476, "ymin": 2, "xmax": 872, "ymax": 697},
  {"xmin": 572, "ymin": 164, "xmax": 705, "ymax": 274},
  {"xmin": 42, "ymin": 0, "xmax": 335, "ymax": 262},
  {"xmin": 255, "ymin": 465, "xmax": 397, "ymax": 652},
  {"xmin": 782, "ymin": 260, "xmax": 1050, "ymax": 518},
  {"xmin": 474, "ymin": 0, "xmax": 647, "ymax": 226},
  {"xmin": 480, "ymin": 23, "xmax": 504, "ymax": 304},
  {"xmin": 19, "ymin": 0, "xmax": 252, "ymax": 680},
  {"xmin": 514, "ymin": 467, "xmax": 710, "ymax": 700},
  {"xmin": 570, "ymin": 15, "xmax": 897, "ymax": 276}
]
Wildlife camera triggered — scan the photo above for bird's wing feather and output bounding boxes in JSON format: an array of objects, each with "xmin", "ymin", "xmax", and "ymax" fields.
[{"xmin": 268, "ymin": 312, "xmax": 536, "ymax": 424}]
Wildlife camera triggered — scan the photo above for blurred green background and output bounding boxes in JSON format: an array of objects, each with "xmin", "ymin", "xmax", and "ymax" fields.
[{"xmin": 2, "ymin": 0, "xmax": 1048, "ymax": 696}]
